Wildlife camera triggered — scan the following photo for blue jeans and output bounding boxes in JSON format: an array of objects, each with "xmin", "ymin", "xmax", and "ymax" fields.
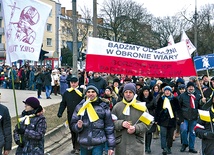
[
  {"xmin": 45, "ymin": 85, "xmax": 52, "ymax": 98},
  {"xmin": 80, "ymin": 143, "xmax": 105, "ymax": 155},
  {"xmin": 180, "ymin": 119, "xmax": 197, "ymax": 149}
]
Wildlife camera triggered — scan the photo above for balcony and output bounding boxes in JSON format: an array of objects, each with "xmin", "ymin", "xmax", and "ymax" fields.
[{"xmin": 0, "ymin": 43, "xmax": 5, "ymax": 50}]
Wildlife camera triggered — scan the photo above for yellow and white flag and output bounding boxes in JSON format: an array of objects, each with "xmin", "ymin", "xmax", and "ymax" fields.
[
  {"xmin": 163, "ymin": 97, "xmax": 174, "ymax": 118},
  {"xmin": 139, "ymin": 112, "xmax": 154, "ymax": 125},
  {"xmin": 198, "ymin": 109, "xmax": 211, "ymax": 122}
]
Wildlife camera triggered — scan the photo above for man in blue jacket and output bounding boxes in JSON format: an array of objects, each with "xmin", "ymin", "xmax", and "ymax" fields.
[{"xmin": 71, "ymin": 85, "xmax": 115, "ymax": 155}]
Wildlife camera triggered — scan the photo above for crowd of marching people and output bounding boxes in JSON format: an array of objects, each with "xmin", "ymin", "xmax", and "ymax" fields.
[{"xmin": 1, "ymin": 64, "xmax": 214, "ymax": 155}]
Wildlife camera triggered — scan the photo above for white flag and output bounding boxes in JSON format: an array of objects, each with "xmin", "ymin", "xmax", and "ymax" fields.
[
  {"xmin": 2, "ymin": 0, "xmax": 52, "ymax": 65},
  {"xmin": 181, "ymin": 30, "xmax": 196, "ymax": 55},
  {"xmin": 167, "ymin": 34, "xmax": 175, "ymax": 46}
]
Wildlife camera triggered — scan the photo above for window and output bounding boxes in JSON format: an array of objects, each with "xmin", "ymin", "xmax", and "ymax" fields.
[
  {"xmin": 0, "ymin": 19, "xmax": 2, "ymax": 27},
  {"xmin": 0, "ymin": 35, "xmax": 2, "ymax": 43},
  {"xmin": 47, "ymin": 23, "xmax": 52, "ymax": 32},
  {"xmin": 47, "ymin": 38, "xmax": 52, "ymax": 46}
]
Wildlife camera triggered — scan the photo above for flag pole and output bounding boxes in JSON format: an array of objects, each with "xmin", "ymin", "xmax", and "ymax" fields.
[
  {"xmin": 209, "ymin": 111, "xmax": 213, "ymax": 132},
  {"xmin": 192, "ymin": 55, "xmax": 204, "ymax": 98},
  {"xmin": 11, "ymin": 68, "xmax": 22, "ymax": 143},
  {"xmin": 206, "ymin": 69, "xmax": 211, "ymax": 88}
]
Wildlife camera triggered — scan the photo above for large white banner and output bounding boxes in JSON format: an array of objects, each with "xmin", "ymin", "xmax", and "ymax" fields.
[
  {"xmin": 86, "ymin": 37, "xmax": 197, "ymax": 77},
  {"xmin": 2, "ymin": 0, "xmax": 52, "ymax": 65}
]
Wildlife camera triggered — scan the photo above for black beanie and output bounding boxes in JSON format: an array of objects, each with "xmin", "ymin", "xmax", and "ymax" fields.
[{"xmin": 187, "ymin": 82, "xmax": 195, "ymax": 88}]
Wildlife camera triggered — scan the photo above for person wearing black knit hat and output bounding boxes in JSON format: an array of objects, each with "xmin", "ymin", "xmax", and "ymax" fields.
[
  {"xmin": 179, "ymin": 81, "xmax": 203, "ymax": 153},
  {"xmin": 202, "ymin": 77, "xmax": 214, "ymax": 110},
  {"xmin": 138, "ymin": 85, "xmax": 156, "ymax": 153},
  {"xmin": 13, "ymin": 97, "xmax": 46, "ymax": 154}
]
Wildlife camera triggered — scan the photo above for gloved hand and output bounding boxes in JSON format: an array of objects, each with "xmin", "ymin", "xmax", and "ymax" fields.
[
  {"xmin": 203, "ymin": 132, "xmax": 214, "ymax": 139},
  {"xmin": 17, "ymin": 128, "xmax": 25, "ymax": 135},
  {"xmin": 57, "ymin": 113, "xmax": 62, "ymax": 118},
  {"xmin": 15, "ymin": 140, "xmax": 25, "ymax": 148}
]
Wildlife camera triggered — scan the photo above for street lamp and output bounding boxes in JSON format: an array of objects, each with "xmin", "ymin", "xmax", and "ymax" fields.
[{"xmin": 193, "ymin": 0, "xmax": 199, "ymax": 56}]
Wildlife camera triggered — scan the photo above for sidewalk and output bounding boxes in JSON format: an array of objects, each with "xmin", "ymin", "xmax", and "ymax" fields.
[
  {"xmin": 0, "ymin": 88, "xmax": 70, "ymax": 154},
  {"xmin": 0, "ymin": 88, "xmax": 62, "ymax": 117}
]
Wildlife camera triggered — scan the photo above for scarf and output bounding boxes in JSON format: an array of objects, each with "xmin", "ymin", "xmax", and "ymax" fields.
[
  {"xmin": 77, "ymin": 97, "xmax": 99, "ymax": 122},
  {"xmin": 163, "ymin": 97, "xmax": 174, "ymax": 118},
  {"xmin": 67, "ymin": 87, "xmax": 82, "ymax": 97},
  {"xmin": 114, "ymin": 87, "xmax": 119, "ymax": 94},
  {"xmin": 19, "ymin": 114, "xmax": 35, "ymax": 125},
  {"xmin": 189, "ymin": 94, "xmax": 196, "ymax": 109},
  {"xmin": 122, "ymin": 94, "xmax": 147, "ymax": 115}
]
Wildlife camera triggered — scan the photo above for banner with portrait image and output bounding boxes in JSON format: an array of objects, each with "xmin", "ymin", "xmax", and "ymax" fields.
[
  {"xmin": 86, "ymin": 37, "xmax": 197, "ymax": 77},
  {"xmin": 2, "ymin": 0, "xmax": 52, "ymax": 65}
]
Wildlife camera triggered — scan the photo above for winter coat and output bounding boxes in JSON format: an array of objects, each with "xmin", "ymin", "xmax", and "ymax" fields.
[
  {"xmin": 89, "ymin": 77, "xmax": 107, "ymax": 95},
  {"xmin": 14, "ymin": 110, "xmax": 47, "ymax": 155},
  {"xmin": 59, "ymin": 75, "xmax": 68, "ymax": 95},
  {"xmin": 111, "ymin": 100, "xmax": 151, "ymax": 155},
  {"xmin": 71, "ymin": 98, "xmax": 115, "ymax": 150},
  {"xmin": 0, "ymin": 104, "xmax": 12, "ymax": 152},
  {"xmin": 100, "ymin": 94, "xmax": 117, "ymax": 110},
  {"xmin": 155, "ymin": 95, "xmax": 183, "ymax": 128},
  {"xmin": 43, "ymin": 71, "xmax": 51, "ymax": 86},
  {"xmin": 195, "ymin": 108, "xmax": 214, "ymax": 155},
  {"xmin": 57, "ymin": 87, "xmax": 83, "ymax": 129},
  {"xmin": 179, "ymin": 91, "xmax": 201, "ymax": 121}
]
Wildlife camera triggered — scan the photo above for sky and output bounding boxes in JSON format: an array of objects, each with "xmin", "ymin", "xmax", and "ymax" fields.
[{"xmin": 59, "ymin": 0, "xmax": 214, "ymax": 17}]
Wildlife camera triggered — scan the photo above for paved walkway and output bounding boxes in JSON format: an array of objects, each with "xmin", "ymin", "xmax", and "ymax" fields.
[{"xmin": 0, "ymin": 88, "xmax": 62, "ymax": 117}]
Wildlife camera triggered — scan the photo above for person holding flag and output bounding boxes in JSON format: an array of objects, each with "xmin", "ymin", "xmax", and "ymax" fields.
[
  {"xmin": 194, "ymin": 95, "xmax": 214, "ymax": 155},
  {"xmin": 154, "ymin": 86, "xmax": 183, "ymax": 155},
  {"xmin": 71, "ymin": 85, "xmax": 115, "ymax": 155},
  {"xmin": 179, "ymin": 82, "xmax": 203, "ymax": 153},
  {"xmin": 111, "ymin": 83, "xmax": 151, "ymax": 155}
]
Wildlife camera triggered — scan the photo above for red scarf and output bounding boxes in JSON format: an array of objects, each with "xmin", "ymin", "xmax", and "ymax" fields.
[{"xmin": 189, "ymin": 94, "xmax": 196, "ymax": 109}]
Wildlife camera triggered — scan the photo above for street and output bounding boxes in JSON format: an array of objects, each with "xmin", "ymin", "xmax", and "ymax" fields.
[{"xmin": 48, "ymin": 136, "xmax": 202, "ymax": 155}]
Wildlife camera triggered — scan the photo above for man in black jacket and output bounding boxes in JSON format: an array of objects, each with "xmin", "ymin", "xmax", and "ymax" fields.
[
  {"xmin": 179, "ymin": 82, "xmax": 202, "ymax": 153},
  {"xmin": 194, "ymin": 96, "xmax": 214, "ymax": 155},
  {"xmin": 57, "ymin": 76, "xmax": 83, "ymax": 154},
  {"xmin": 0, "ymin": 103, "xmax": 12, "ymax": 155}
]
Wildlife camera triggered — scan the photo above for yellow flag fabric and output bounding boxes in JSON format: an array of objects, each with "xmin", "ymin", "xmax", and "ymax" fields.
[
  {"xmin": 18, "ymin": 114, "xmax": 35, "ymax": 125},
  {"xmin": 67, "ymin": 87, "xmax": 83, "ymax": 97},
  {"xmin": 122, "ymin": 94, "xmax": 147, "ymax": 115},
  {"xmin": 77, "ymin": 98, "xmax": 99, "ymax": 122},
  {"xmin": 163, "ymin": 97, "xmax": 174, "ymax": 118},
  {"xmin": 198, "ymin": 109, "xmax": 211, "ymax": 122},
  {"xmin": 114, "ymin": 87, "xmax": 119, "ymax": 94},
  {"xmin": 139, "ymin": 112, "xmax": 154, "ymax": 125}
]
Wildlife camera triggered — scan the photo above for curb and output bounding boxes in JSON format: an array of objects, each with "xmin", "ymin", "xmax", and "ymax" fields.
[{"xmin": 10, "ymin": 124, "xmax": 71, "ymax": 154}]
